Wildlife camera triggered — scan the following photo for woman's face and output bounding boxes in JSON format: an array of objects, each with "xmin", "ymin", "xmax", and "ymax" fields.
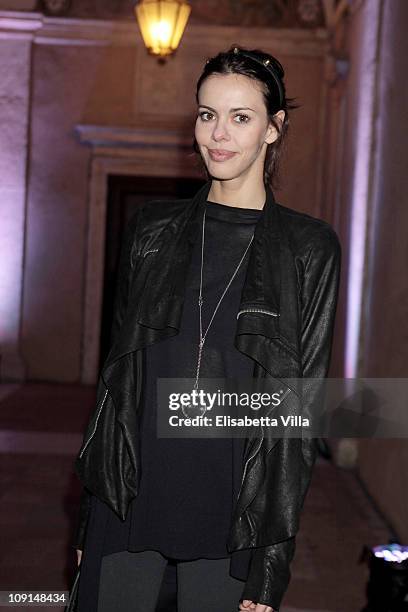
[{"xmin": 195, "ymin": 72, "xmax": 281, "ymax": 182}]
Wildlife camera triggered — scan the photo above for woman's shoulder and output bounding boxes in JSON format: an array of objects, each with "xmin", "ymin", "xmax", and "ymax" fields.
[
  {"xmin": 124, "ymin": 197, "xmax": 190, "ymax": 245},
  {"xmin": 125, "ymin": 197, "xmax": 189, "ymax": 228},
  {"xmin": 139, "ymin": 197, "xmax": 190, "ymax": 223},
  {"xmin": 276, "ymin": 201, "xmax": 341, "ymax": 259}
]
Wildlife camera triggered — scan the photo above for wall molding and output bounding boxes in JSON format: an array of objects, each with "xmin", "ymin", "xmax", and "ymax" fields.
[
  {"xmin": 76, "ymin": 124, "xmax": 194, "ymax": 151},
  {"xmin": 0, "ymin": 11, "xmax": 329, "ymax": 54}
]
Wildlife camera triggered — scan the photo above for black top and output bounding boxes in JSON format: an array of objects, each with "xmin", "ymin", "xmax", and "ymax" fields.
[{"xmin": 77, "ymin": 199, "xmax": 264, "ymax": 611}]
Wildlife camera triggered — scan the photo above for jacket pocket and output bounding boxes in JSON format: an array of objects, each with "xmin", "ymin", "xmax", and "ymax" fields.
[
  {"xmin": 235, "ymin": 305, "xmax": 280, "ymax": 340},
  {"xmin": 236, "ymin": 307, "xmax": 279, "ymax": 319}
]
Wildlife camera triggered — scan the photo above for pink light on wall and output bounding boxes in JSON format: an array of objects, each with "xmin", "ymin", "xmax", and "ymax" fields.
[
  {"xmin": 344, "ymin": 0, "xmax": 382, "ymax": 378},
  {"xmin": 0, "ymin": 33, "xmax": 32, "ymax": 380}
]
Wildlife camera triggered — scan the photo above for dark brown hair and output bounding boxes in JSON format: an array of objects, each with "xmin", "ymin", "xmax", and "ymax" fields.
[{"xmin": 192, "ymin": 44, "xmax": 300, "ymax": 190}]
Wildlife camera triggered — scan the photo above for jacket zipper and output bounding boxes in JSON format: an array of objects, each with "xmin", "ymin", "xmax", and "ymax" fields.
[
  {"xmin": 238, "ymin": 386, "xmax": 293, "ymax": 503},
  {"xmin": 236, "ymin": 307, "xmax": 279, "ymax": 320},
  {"xmin": 237, "ymin": 426, "xmax": 264, "ymax": 501},
  {"xmin": 78, "ymin": 388, "xmax": 109, "ymax": 459},
  {"xmin": 142, "ymin": 248, "xmax": 159, "ymax": 258}
]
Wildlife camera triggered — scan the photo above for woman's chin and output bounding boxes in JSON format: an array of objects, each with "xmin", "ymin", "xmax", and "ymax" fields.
[
  {"xmin": 207, "ymin": 171, "xmax": 238, "ymax": 182},
  {"xmin": 205, "ymin": 163, "xmax": 240, "ymax": 180}
]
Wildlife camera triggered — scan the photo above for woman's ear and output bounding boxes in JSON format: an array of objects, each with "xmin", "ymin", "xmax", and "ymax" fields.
[{"xmin": 265, "ymin": 109, "xmax": 286, "ymax": 145}]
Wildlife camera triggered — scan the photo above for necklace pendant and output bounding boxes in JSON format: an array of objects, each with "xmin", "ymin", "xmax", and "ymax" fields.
[{"xmin": 181, "ymin": 388, "xmax": 208, "ymax": 419}]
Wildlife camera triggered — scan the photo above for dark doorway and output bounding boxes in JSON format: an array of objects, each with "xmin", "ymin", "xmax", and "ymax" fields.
[{"xmin": 99, "ymin": 175, "xmax": 205, "ymax": 372}]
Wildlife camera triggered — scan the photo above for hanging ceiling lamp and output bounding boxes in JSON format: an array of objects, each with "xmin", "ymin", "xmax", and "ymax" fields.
[{"xmin": 134, "ymin": 0, "xmax": 192, "ymax": 60}]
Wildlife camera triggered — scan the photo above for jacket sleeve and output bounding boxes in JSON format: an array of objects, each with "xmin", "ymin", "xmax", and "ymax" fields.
[
  {"xmin": 241, "ymin": 226, "xmax": 342, "ymax": 610},
  {"xmin": 71, "ymin": 207, "xmax": 143, "ymax": 551},
  {"xmin": 299, "ymin": 225, "xmax": 342, "ymax": 498},
  {"xmin": 71, "ymin": 486, "xmax": 92, "ymax": 551},
  {"xmin": 241, "ymin": 538, "xmax": 296, "ymax": 610}
]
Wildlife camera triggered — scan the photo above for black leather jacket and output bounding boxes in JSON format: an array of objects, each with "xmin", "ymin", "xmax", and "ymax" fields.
[{"xmin": 73, "ymin": 180, "xmax": 341, "ymax": 610}]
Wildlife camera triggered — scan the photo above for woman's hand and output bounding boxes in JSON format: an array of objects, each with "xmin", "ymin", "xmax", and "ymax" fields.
[
  {"xmin": 239, "ymin": 600, "xmax": 274, "ymax": 611},
  {"xmin": 76, "ymin": 549, "xmax": 82, "ymax": 566}
]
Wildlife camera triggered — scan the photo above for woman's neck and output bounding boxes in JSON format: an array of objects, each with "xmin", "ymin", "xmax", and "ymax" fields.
[{"xmin": 207, "ymin": 180, "xmax": 266, "ymax": 211}]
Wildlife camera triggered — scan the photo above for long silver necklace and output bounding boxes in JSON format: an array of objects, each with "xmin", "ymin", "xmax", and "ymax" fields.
[{"xmin": 181, "ymin": 205, "xmax": 254, "ymax": 419}]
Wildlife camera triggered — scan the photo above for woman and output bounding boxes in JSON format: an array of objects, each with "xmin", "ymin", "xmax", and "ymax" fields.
[{"xmin": 72, "ymin": 45, "xmax": 341, "ymax": 612}]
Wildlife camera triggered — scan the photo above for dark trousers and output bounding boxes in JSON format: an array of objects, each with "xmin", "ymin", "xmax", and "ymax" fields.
[{"xmin": 97, "ymin": 550, "xmax": 246, "ymax": 612}]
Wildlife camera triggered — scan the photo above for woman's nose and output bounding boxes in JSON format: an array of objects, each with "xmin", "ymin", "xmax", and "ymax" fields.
[{"xmin": 212, "ymin": 119, "xmax": 231, "ymax": 141}]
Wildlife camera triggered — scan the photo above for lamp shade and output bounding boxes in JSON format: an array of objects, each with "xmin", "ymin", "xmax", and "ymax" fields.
[{"xmin": 134, "ymin": 0, "xmax": 191, "ymax": 57}]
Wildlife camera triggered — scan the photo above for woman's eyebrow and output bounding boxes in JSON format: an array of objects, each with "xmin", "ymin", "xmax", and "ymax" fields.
[{"xmin": 198, "ymin": 104, "xmax": 256, "ymax": 112}]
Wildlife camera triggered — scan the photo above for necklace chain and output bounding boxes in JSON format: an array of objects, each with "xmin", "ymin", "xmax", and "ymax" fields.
[{"xmin": 193, "ymin": 206, "xmax": 254, "ymax": 391}]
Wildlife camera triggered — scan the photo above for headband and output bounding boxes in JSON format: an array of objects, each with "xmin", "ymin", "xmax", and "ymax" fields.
[{"xmin": 233, "ymin": 47, "xmax": 284, "ymax": 107}]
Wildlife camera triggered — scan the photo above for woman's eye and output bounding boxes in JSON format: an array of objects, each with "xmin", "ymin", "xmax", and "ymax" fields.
[
  {"xmin": 198, "ymin": 111, "xmax": 213, "ymax": 121},
  {"xmin": 234, "ymin": 114, "xmax": 250, "ymax": 124}
]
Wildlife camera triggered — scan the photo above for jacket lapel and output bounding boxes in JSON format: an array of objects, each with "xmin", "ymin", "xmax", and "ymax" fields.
[
  {"xmin": 136, "ymin": 179, "xmax": 282, "ymax": 332},
  {"xmin": 104, "ymin": 180, "xmax": 299, "ymax": 371}
]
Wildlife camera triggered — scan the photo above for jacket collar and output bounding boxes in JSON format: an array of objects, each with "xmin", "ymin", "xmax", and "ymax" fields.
[
  {"xmin": 103, "ymin": 179, "xmax": 301, "ymax": 379},
  {"xmin": 136, "ymin": 179, "xmax": 281, "ymax": 325}
]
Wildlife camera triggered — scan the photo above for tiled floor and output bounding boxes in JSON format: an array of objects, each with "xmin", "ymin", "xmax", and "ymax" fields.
[{"xmin": 0, "ymin": 383, "xmax": 395, "ymax": 611}]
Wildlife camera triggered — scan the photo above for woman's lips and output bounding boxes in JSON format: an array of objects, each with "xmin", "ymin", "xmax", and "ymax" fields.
[{"xmin": 208, "ymin": 149, "xmax": 237, "ymax": 161}]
